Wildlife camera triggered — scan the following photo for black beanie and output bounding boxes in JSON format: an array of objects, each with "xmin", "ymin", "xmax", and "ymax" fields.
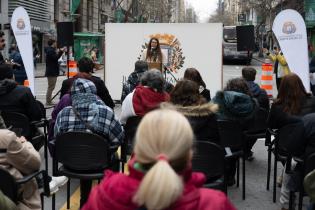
[{"xmin": 0, "ymin": 64, "xmax": 14, "ymax": 80}]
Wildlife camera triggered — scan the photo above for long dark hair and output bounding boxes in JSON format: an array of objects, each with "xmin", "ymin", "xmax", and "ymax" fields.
[
  {"xmin": 146, "ymin": 38, "xmax": 162, "ymax": 62},
  {"xmin": 170, "ymin": 80, "xmax": 205, "ymax": 106},
  {"xmin": 275, "ymin": 73, "xmax": 309, "ymax": 114},
  {"xmin": 183, "ymin": 68, "xmax": 206, "ymax": 88}
]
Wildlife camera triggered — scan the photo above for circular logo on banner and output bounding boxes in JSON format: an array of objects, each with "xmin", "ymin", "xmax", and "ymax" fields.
[
  {"xmin": 139, "ymin": 33, "xmax": 185, "ymax": 73},
  {"xmin": 282, "ymin": 22, "xmax": 296, "ymax": 34},
  {"xmin": 17, "ymin": 18, "xmax": 25, "ymax": 30}
]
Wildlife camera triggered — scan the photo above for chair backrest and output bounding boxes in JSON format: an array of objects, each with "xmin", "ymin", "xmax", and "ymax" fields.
[
  {"xmin": 0, "ymin": 168, "xmax": 18, "ymax": 203},
  {"xmin": 55, "ymin": 131, "xmax": 109, "ymax": 171},
  {"xmin": 217, "ymin": 119, "xmax": 244, "ymax": 150},
  {"xmin": 36, "ymin": 100, "xmax": 46, "ymax": 119},
  {"xmin": 192, "ymin": 141, "xmax": 225, "ymax": 181},
  {"xmin": 1, "ymin": 112, "xmax": 31, "ymax": 138},
  {"xmin": 246, "ymin": 107, "xmax": 268, "ymax": 134},
  {"xmin": 124, "ymin": 116, "xmax": 142, "ymax": 142}
]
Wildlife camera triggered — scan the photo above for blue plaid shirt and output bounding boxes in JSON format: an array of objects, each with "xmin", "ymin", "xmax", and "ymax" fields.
[{"xmin": 54, "ymin": 78, "xmax": 124, "ymax": 148}]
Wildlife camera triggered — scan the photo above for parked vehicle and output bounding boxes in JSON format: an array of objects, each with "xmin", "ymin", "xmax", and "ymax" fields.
[{"xmin": 223, "ymin": 26, "xmax": 252, "ymax": 64}]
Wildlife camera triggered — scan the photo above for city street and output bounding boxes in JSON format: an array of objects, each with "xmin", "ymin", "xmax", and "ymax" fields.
[{"xmin": 34, "ymin": 56, "xmax": 290, "ymax": 210}]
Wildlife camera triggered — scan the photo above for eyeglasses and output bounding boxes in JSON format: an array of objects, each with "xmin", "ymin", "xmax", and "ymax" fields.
[{"xmin": 151, "ymin": 41, "xmax": 158, "ymax": 44}]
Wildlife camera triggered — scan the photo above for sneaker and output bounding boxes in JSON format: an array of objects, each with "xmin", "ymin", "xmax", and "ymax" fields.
[{"xmin": 49, "ymin": 176, "xmax": 68, "ymax": 194}]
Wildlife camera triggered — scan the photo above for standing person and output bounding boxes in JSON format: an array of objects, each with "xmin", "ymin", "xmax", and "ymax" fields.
[
  {"xmin": 141, "ymin": 37, "xmax": 166, "ymax": 72},
  {"xmin": 44, "ymin": 39, "xmax": 64, "ymax": 105},
  {"xmin": 82, "ymin": 109, "xmax": 236, "ymax": 210},
  {"xmin": 184, "ymin": 67, "xmax": 211, "ymax": 101},
  {"xmin": 9, "ymin": 45, "xmax": 27, "ymax": 85},
  {"xmin": 0, "ymin": 31, "xmax": 6, "ymax": 64},
  {"xmin": 264, "ymin": 46, "xmax": 290, "ymax": 90},
  {"xmin": 33, "ymin": 43, "xmax": 40, "ymax": 70}
]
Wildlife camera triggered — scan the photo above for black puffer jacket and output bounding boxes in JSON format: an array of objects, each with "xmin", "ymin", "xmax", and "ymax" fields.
[
  {"xmin": 45, "ymin": 46, "xmax": 63, "ymax": 77},
  {"xmin": 0, "ymin": 79, "xmax": 42, "ymax": 121}
]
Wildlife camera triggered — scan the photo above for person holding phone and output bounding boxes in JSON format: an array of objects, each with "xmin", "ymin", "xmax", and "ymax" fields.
[{"xmin": 264, "ymin": 46, "xmax": 291, "ymax": 90}]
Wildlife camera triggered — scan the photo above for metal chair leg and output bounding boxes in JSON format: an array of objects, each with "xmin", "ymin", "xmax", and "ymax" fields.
[
  {"xmin": 273, "ymin": 154, "xmax": 278, "ymax": 203},
  {"xmin": 267, "ymin": 146, "xmax": 272, "ymax": 190},
  {"xmin": 242, "ymin": 155, "xmax": 246, "ymax": 200},
  {"xmin": 41, "ymin": 194, "xmax": 44, "ymax": 210},
  {"xmin": 298, "ymin": 190, "xmax": 303, "ymax": 210},
  {"xmin": 52, "ymin": 194, "xmax": 55, "ymax": 210},
  {"xmin": 289, "ymin": 191, "xmax": 294, "ymax": 210},
  {"xmin": 67, "ymin": 179, "xmax": 71, "ymax": 209},
  {"xmin": 237, "ymin": 158, "xmax": 240, "ymax": 187}
]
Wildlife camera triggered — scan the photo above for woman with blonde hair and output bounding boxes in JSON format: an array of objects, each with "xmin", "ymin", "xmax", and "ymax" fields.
[{"xmin": 82, "ymin": 109, "xmax": 236, "ymax": 210}]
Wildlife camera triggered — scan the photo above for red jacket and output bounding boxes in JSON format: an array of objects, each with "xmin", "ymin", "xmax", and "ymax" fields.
[{"xmin": 82, "ymin": 159, "xmax": 236, "ymax": 210}]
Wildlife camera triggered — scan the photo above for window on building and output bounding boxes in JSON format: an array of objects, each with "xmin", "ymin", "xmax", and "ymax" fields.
[{"xmin": 0, "ymin": 0, "xmax": 2, "ymax": 14}]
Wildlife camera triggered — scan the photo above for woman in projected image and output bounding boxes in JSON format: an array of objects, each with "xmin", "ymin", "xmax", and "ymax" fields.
[{"xmin": 141, "ymin": 37, "xmax": 167, "ymax": 72}]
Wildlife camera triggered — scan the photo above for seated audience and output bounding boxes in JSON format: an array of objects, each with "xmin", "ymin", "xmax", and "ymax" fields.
[
  {"xmin": 268, "ymin": 73, "xmax": 315, "ymax": 129},
  {"xmin": 0, "ymin": 129, "xmax": 41, "ymax": 210},
  {"xmin": 120, "ymin": 69, "xmax": 170, "ymax": 124},
  {"xmin": 184, "ymin": 68, "xmax": 211, "ymax": 101},
  {"xmin": 0, "ymin": 64, "xmax": 42, "ymax": 122},
  {"xmin": 242, "ymin": 67, "xmax": 269, "ymax": 110},
  {"xmin": 121, "ymin": 60, "xmax": 148, "ymax": 102},
  {"xmin": 166, "ymin": 79, "xmax": 219, "ymax": 144},
  {"xmin": 212, "ymin": 77, "xmax": 258, "ymax": 185},
  {"xmin": 54, "ymin": 78, "xmax": 124, "ymax": 207},
  {"xmin": 0, "ymin": 64, "xmax": 45, "ymax": 150},
  {"xmin": 267, "ymin": 73, "xmax": 315, "ymax": 210},
  {"xmin": 59, "ymin": 57, "xmax": 115, "ymax": 109},
  {"xmin": 82, "ymin": 109, "xmax": 236, "ymax": 210}
]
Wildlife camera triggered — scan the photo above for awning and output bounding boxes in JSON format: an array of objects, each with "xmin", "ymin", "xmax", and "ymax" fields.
[{"xmin": 73, "ymin": 32, "xmax": 104, "ymax": 37}]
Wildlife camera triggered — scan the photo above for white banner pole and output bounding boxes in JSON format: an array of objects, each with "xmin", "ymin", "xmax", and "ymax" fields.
[{"xmin": 273, "ymin": 9, "xmax": 310, "ymax": 91}]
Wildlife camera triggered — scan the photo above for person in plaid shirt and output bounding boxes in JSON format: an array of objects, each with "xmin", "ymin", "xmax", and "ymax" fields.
[{"xmin": 54, "ymin": 78, "xmax": 124, "ymax": 207}]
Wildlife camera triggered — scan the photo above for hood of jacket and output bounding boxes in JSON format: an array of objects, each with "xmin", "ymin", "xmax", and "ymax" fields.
[
  {"xmin": 70, "ymin": 78, "xmax": 102, "ymax": 128},
  {"xmin": 0, "ymin": 79, "xmax": 17, "ymax": 96},
  {"xmin": 161, "ymin": 102, "xmax": 218, "ymax": 117},
  {"xmin": 213, "ymin": 90, "xmax": 255, "ymax": 119},
  {"xmin": 133, "ymin": 85, "xmax": 170, "ymax": 116}
]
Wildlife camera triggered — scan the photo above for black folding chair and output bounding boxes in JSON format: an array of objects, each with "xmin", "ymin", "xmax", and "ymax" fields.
[
  {"xmin": 0, "ymin": 168, "xmax": 51, "ymax": 210},
  {"xmin": 288, "ymin": 152, "xmax": 315, "ymax": 210},
  {"xmin": 192, "ymin": 141, "xmax": 227, "ymax": 193},
  {"xmin": 121, "ymin": 116, "xmax": 142, "ymax": 172},
  {"xmin": 53, "ymin": 131, "xmax": 111, "ymax": 209},
  {"xmin": 217, "ymin": 119, "xmax": 246, "ymax": 200},
  {"xmin": 1, "ymin": 111, "xmax": 49, "ymax": 172}
]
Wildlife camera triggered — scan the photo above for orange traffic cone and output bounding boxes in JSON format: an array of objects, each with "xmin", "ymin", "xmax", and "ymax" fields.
[
  {"xmin": 261, "ymin": 60, "xmax": 273, "ymax": 97},
  {"xmin": 68, "ymin": 60, "xmax": 77, "ymax": 77}
]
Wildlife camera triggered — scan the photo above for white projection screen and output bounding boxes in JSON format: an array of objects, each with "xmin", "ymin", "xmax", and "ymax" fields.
[{"xmin": 105, "ymin": 23, "xmax": 223, "ymax": 101}]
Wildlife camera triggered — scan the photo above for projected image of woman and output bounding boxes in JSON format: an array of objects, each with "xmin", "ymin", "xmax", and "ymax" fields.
[{"xmin": 141, "ymin": 37, "xmax": 167, "ymax": 72}]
